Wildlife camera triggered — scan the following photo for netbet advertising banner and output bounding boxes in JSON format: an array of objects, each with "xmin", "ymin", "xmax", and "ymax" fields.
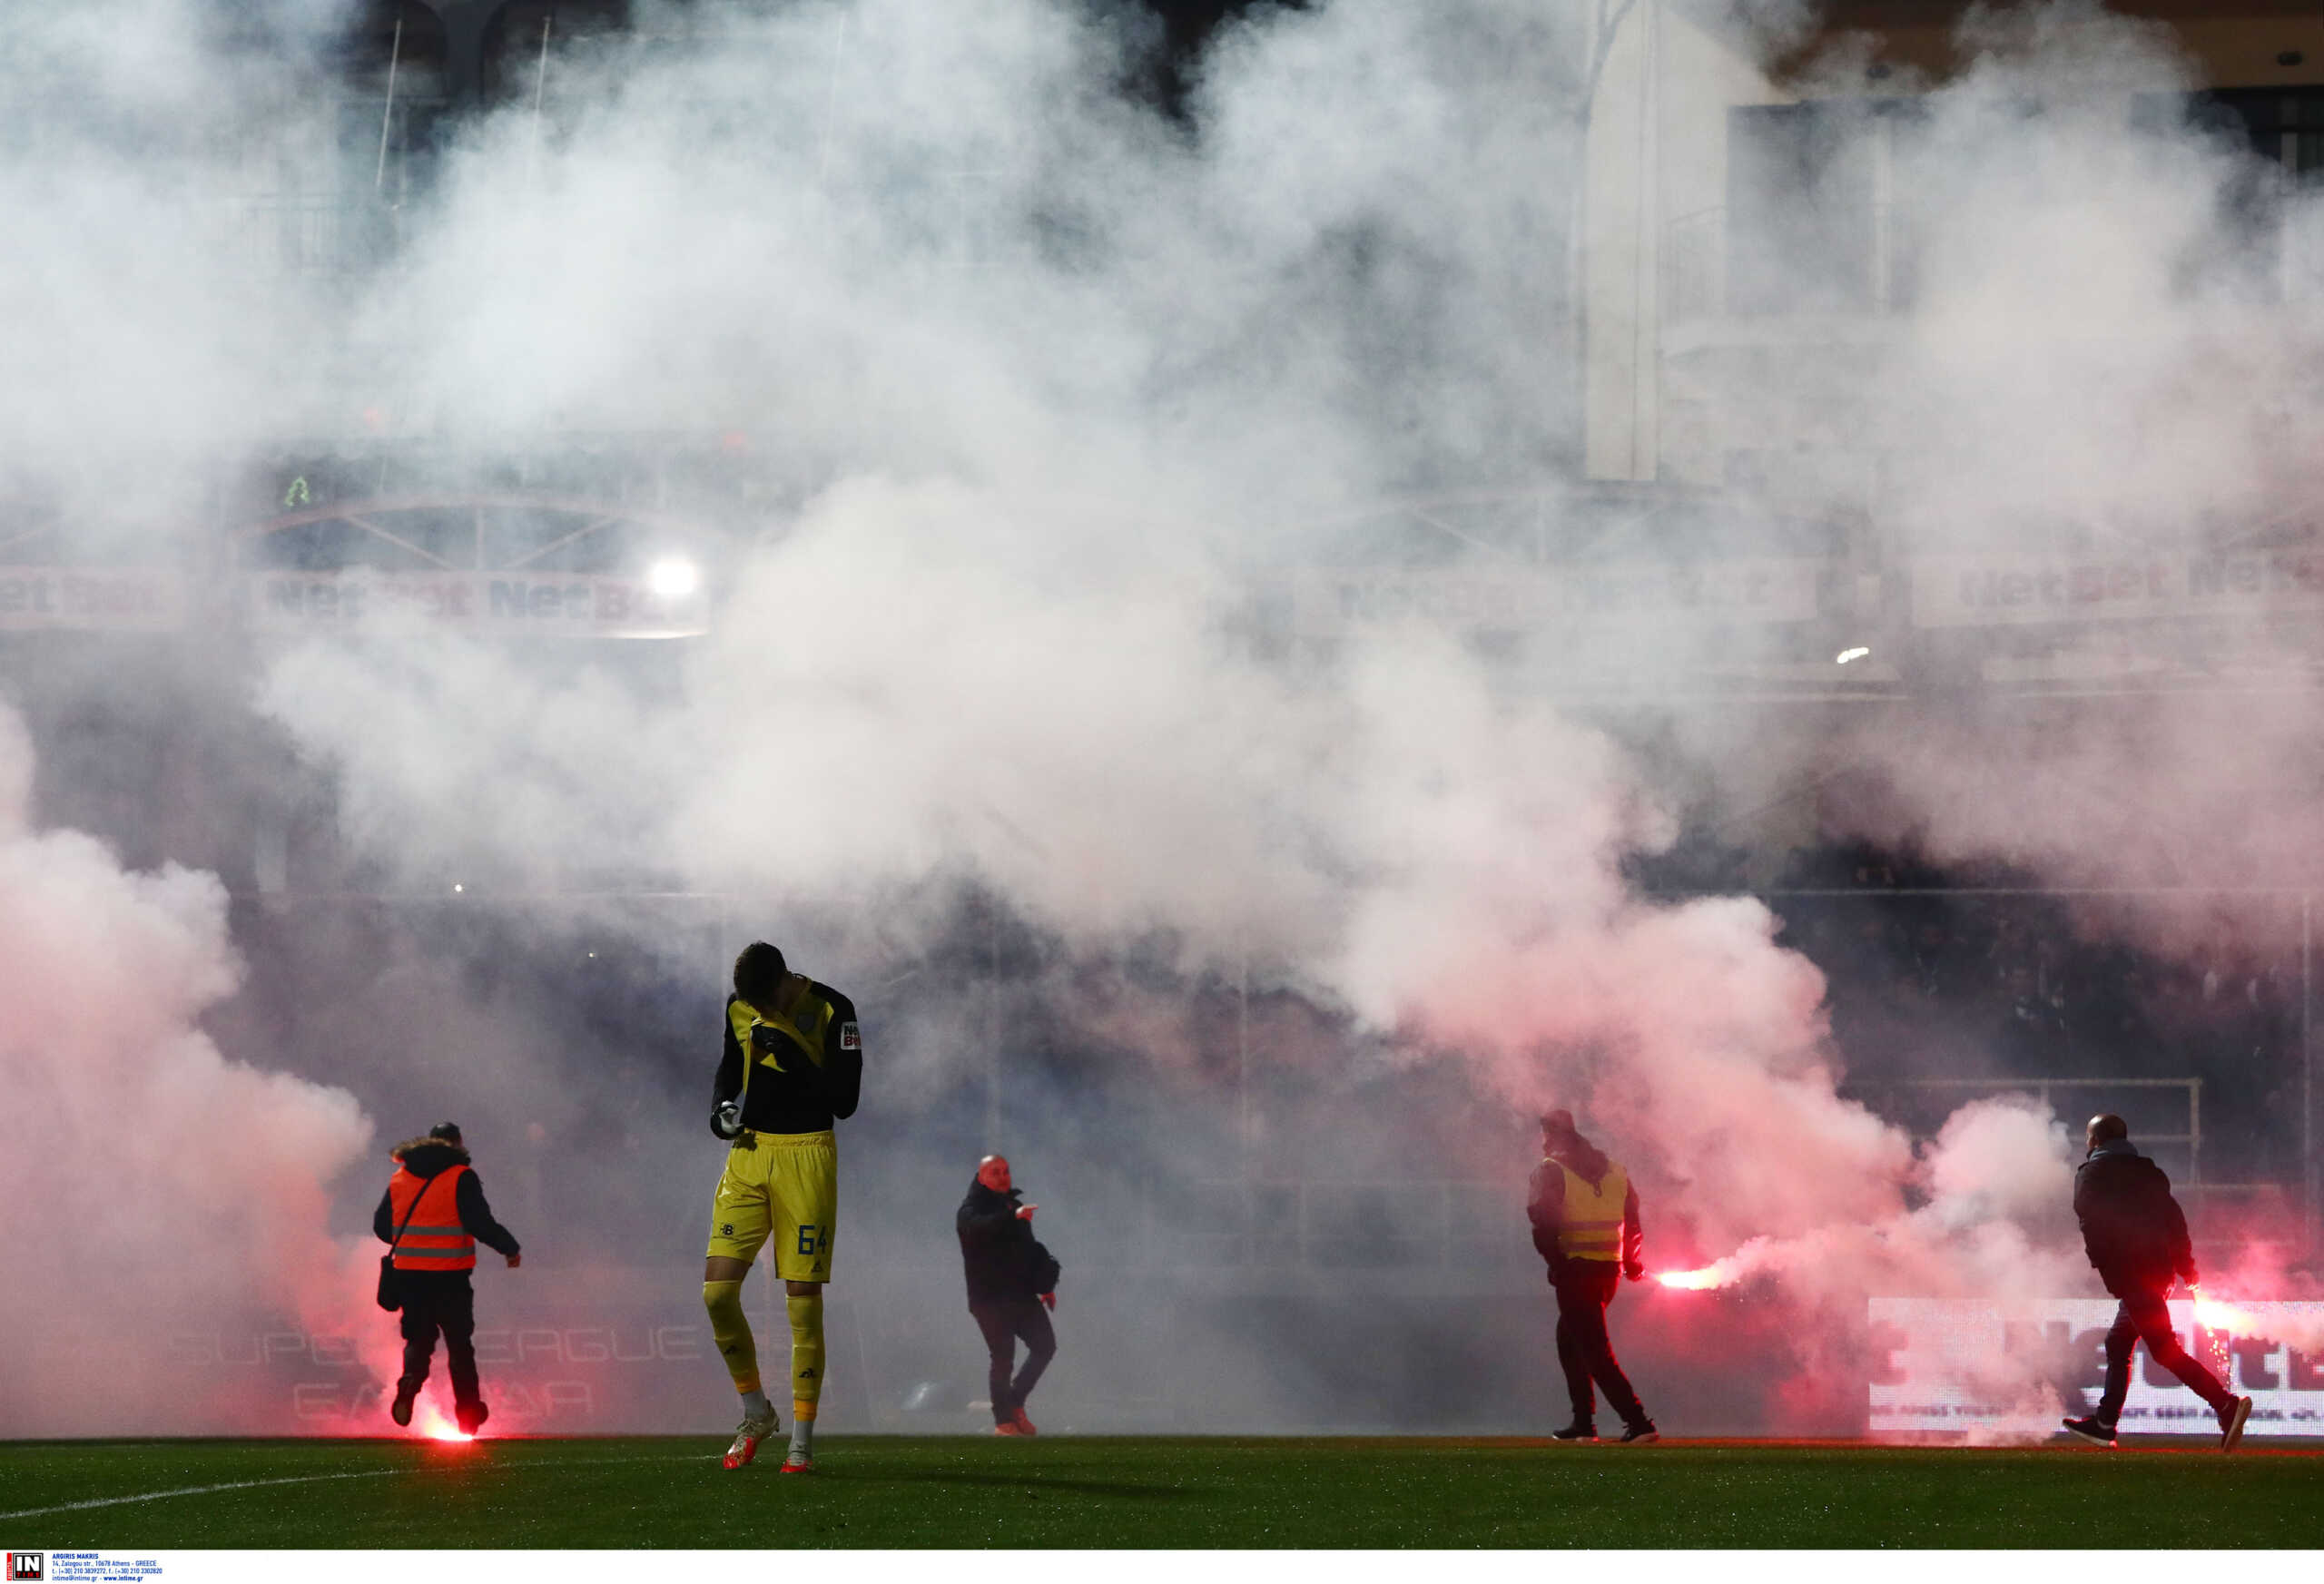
[
  {"xmin": 0, "ymin": 567, "xmax": 186, "ymax": 631},
  {"xmin": 237, "ymin": 570, "xmax": 706, "ymax": 638},
  {"xmin": 1870, "ymin": 1297, "xmax": 2324, "ymax": 1436},
  {"xmin": 1911, "ymin": 549, "xmax": 2324, "ymax": 628},
  {"xmin": 1294, "ymin": 560, "xmax": 1827, "ymax": 636}
]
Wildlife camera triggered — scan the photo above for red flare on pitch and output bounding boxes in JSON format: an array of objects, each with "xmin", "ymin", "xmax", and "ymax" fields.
[
  {"xmin": 1655, "ymin": 1247, "xmax": 1758, "ymax": 1290},
  {"xmin": 1657, "ymin": 1266, "xmax": 1727, "ymax": 1290},
  {"xmin": 411, "ymin": 1401, "xmax": 475, "ymax": 1443}
]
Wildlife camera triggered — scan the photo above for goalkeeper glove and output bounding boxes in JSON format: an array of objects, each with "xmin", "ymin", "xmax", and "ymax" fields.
[{"xmin": 712, "ymin": 1100, "xmax": 743, "ymax": 1139}]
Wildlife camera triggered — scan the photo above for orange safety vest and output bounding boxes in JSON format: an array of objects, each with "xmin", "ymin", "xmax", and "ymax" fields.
[
  {"xmin": 387, "ymin": 1164, "xmax": 475, "ymax": 1271},
  {"xmin": 1551, "ymin": 1159, "xmax": 1629, "ymax": 1263}
]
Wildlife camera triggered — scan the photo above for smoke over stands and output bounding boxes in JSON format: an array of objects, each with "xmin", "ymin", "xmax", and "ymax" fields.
[{"xmin": 0, "ymin": 0, "xmax": 2315, "ymax": 1440}]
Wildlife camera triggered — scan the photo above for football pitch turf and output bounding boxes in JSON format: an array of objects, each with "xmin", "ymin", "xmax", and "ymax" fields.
[{"xmin": 5, "ymin": 1435, "xmax": 2321, "ymax": 1549}]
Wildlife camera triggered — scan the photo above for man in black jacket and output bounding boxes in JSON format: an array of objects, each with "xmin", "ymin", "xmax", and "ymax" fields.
[
  {"xmin": 957, "ymin": 1154, "xmax": 1059, "ymax": 1436},
  {"xmin": 373, "ymin": 1122, "xmax": 522, "ymax": 1435},
  {"xmin": 2062, "ymin": 1114, "xmax": 2251, "ymax": 1451}
]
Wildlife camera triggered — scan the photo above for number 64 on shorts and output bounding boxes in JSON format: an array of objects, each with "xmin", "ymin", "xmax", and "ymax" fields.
[{"xmin": 704, "ymin": 1129, "xmax": 838, "ymax": 1283}]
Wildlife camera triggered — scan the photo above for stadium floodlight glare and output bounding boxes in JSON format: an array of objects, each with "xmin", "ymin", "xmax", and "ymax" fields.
[
  {"xmin": 1835, "ymin": 646, "xmax": 1871, "ymax": 664},
  {"xmin": 648, "ymin": 556, "xmax": 702, "ymax": 599}
]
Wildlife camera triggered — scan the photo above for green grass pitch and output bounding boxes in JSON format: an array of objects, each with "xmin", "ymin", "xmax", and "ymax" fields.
[{"xmin": 5, "ymin": 1436, "xmax": 2321, "ymax": 1549}]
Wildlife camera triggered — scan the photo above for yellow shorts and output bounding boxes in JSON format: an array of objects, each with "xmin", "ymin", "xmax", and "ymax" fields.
[{"xmin": 705, "ymin": 1129, "xmax": 837, "ymax": 1283}]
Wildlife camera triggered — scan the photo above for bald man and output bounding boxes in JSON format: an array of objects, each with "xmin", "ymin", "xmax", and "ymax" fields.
[
  {"xmin": 957, "ymin": 1154, "xmax": 1059, "ymax": 1436},
  {"xmin": 2062, "ymin": 1113, "xmax": 2250, "ymax": 1451}
]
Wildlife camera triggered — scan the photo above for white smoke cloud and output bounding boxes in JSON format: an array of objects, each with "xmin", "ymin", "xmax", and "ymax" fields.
[
  {"xmin": 15, "ymin": 0, "xmax": 2304, "ymax": 1439},
  {"xmin": 1773, "ymin": 13, "xmax": 2324, "ymax": 944}
]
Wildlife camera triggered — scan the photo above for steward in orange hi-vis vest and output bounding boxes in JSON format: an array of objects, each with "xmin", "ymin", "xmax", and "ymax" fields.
[
  {"xmin": 387, "ymin": 1162, "xmax": 476, "ymax": 1270},
  {"xmin": 372, "ymin": 1123, "xmax": 522, "ymax": 1436},
  {"xmin": 1525, "ymin": 1110, "xmax": 1657, "ymax": 1444}
]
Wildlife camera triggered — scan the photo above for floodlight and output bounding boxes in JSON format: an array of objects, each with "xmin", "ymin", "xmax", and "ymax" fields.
[{"xmin": 648, "ymin": 556, "xmax": 701, "ymax": 599}]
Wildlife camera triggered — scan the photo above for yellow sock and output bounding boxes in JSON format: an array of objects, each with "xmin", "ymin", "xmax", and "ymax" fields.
[
  {"xmin": 787, "ymin": 1290, "xmax": 824, "ymax": 1422},
  {"xmin": 704, "ymin": 1281, "xmax": 760, "ymax": 1395}
]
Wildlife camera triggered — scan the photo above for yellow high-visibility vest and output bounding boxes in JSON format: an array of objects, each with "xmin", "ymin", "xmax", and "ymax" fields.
[{"xmin": 1552, "ymin": 1159, "xmax": 1628, "ymax": 1262}]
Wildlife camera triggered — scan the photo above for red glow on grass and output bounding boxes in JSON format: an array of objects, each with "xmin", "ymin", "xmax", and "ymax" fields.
[{"xmin": 409, "ymin": 1401, "xmax": 475, "ymax": 1443}]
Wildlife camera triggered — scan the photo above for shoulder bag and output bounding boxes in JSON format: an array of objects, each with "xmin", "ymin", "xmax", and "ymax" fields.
[{"xmin": 377, "ymin": 1170, "xmax": 448, "ymax": 1313}]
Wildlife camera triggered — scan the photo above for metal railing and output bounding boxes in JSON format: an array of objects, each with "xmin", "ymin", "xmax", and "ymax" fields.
[
  {"xmin": 1848, "ymin": 1075, "xmax": 2203, "ymax": 1184},
  {"xmin": 1669, "ymin": 201, "xmax": 2324, "ymax": 324},
  {"xmin": 231, "ymin": 196, "xmax": 404, "ymax": 278},
  {"xmin": 1149, "ymin": 1072, "xmax": 2284, "ymax": 1273},
  {"xmin": 1157, "ymin": 1179, "xmax": 1523, "ymax": 1271},
  {"xmin": 1835, "ymin": 1072, "xmax": 2301, "ymax": 1251}
]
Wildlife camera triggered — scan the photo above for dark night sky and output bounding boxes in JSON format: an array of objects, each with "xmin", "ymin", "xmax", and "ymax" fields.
[
  {"xmin": 1143, "ymin": 0, "xmax": 1267, "ymax": 47},
  {"xmin": 1123, "ymin": 0, "xmax": 1303, "ymax": 111}
]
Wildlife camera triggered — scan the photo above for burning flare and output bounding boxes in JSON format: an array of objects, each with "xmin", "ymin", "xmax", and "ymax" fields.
[
  {"xmin": 409, "ymin": 1399, "xmax": 475, "ymax": 1443},
  {"xmin": 2190, "ymin": 1287, "xmax": 2259, "ymax": 1334},
  {"xmin": 2188, "ymin": 1286, "xmax": 2248, "ymax": 1382},
  {"xmin": 1653, "ymin": 1239, "xmax": 1777, "ymax": 1291},
  {"xmin": 1657, "ymin": 1262, "xmax": 1736, "ymax": 1291}
]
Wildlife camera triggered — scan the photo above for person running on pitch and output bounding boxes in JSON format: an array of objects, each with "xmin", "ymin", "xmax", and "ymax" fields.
[
  {"xmin": 1528, "ymin": 1109, "xmax": 1657, "ymax": 1444},
  {"xmin": 2062, "ymin": 1114, "xmax": 2251, "ymax": 1451},
  {"xmin": 703, "ymin": 941, "xmax": 862, "ymax": 1472},
  {"xmin": 374, "ymin": 1122, "xmax": 522, "ymax": 1435},
  {"xmin": 957, "ymin": 1154, "xmax": 1060, "ymax": 1435}
]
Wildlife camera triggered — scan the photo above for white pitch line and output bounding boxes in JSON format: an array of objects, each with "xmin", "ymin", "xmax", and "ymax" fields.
[
  {"xmin": 0, "ymin": 1469, "xmax": 403, "ymax": 1520},
  {"xmin": 0, "ymin": 1450, "xmax": 719, "ymax": 1522}
]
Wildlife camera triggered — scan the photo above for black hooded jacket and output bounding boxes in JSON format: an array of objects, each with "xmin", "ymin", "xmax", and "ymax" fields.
[
  {"xmin": 2073, "ymin": 1137, "xmax": 2195, "ymax": 1297},
  {"xmin": 956, "ymin": 1181, "xmax": 1059, "ymax": 1306},
  {"xmin": 371, "ymin": 1137, "xmax": 522, "ymax": 1261}
]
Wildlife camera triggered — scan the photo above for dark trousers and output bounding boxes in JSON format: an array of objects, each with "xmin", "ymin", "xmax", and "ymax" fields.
[
  {"xmin": 397, "ymin": 1271, "xmax": 481, "ymax": 1411},
  {"xmin": 971, "ymin": 1297, "xmax": 1056, "ymax": 1424},
  {"xmin": 2095, "ymin": 1286, "xmax": 2232, "ymax": 1425},
  {"xmin": 1552, "ymin": 1262, "xmax": 1647, "ymax": 1430}
]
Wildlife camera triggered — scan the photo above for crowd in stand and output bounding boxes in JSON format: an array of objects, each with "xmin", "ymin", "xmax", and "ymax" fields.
[{"xmin": 1763, "ymin": 841, "xmax": 2302, "ymax": 1183}]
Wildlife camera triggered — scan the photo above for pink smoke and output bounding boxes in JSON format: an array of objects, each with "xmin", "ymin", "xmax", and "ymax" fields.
[{"xmin": 0, "ymin": 703, "xmax": 390, "ymax": 1434}]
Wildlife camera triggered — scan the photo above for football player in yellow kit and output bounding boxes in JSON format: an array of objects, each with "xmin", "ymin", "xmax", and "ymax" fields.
[{"xmin": 701, "ymin": 941, "xmax": 862, "ymax": 1471}]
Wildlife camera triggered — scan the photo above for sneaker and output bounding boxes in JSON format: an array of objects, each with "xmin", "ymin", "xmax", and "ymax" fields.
[
  {"xmin": 724, "ymin": 1406, "xmax": 782, "ymax": 1470},
  {"xmin": 455, "ymin": 1401, "xmax": 488, "ymax": 1437},
  {"xmin": 1550, "ymin": 1422, "xmax": 1599, "ymax": 1442},
  {"xmin": 389, "ymin": 1379, "xmax": 419, "ymax": 1429},
  {"xmin": 993, "ymin": 1421, "xmax": 1029, "ymax": 1437},
  {"xmin": 2219, "ymin": 1395, "xmax": 2253, "ymax": 1453},
  {"xmin": 1011, "ymin": 1407, "xmax": 1038, "ymax": 1437},
  {"xmin": 1617, "ymin": 1421, "xmax": 1659, "ymax": 1444},
  {"xmin": 2061, "ymin": 1415, "xmax": 2116, "ymax": 1448},
  {"xmin": 778, "ymin": 1452, "xmax": 814, "ymax": 1474}
]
